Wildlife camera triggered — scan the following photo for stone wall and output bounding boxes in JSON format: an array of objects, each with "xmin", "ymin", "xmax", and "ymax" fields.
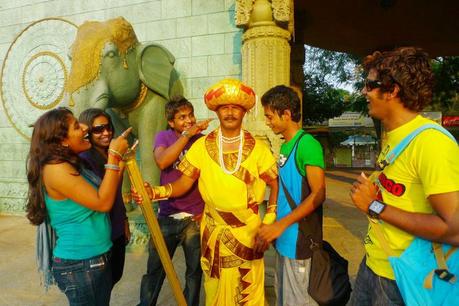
[{"xmin": 0, "ymin": 0, "xmax": 242, "ymax": 214}]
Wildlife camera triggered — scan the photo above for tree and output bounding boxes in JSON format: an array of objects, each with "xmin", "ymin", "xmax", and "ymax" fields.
[
  {"xmin": 303, "ymin": 45, "xmax": 459, "ymax": 124},
  {"xmin": 302, "ymin": 45, "xmax": 360, "ymax": 125}
]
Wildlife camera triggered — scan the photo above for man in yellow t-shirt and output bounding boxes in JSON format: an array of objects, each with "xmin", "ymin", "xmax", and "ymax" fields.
[
  {"xmin": 350, "ymin": 47, "xmax": 459, "ymax": 306},
  {"xmin": 139, "ymin": 79, "xmax": 278, "ymax": 306}
]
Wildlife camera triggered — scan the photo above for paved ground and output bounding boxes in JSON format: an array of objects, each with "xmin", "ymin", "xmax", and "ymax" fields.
[{"xmin": 0, "ymin": 169, "xmax": 369, "ymax": 306}]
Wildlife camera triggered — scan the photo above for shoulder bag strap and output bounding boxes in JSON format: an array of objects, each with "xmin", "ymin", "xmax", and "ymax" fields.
[
  {"xmin": 378, "ymin": 124, "xmax": 457, "ymax": 170},
  {"xmin": 371, "ymin": 124, "xmax": 456, "ymax": 256}
]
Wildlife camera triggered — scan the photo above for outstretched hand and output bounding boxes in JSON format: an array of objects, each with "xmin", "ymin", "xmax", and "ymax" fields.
[
  {"xmin": 109, "ymin": 127, "xmax": 132, "ymax": 156},
  {"xmin": 185, "ymin": 119, "xmax": 213, "ymax": 137}
]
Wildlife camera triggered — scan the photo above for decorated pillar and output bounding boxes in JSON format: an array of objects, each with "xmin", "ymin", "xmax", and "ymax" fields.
[{"xmin": 236, "ymin": 0, "xmax": 294, "ymax": 154}]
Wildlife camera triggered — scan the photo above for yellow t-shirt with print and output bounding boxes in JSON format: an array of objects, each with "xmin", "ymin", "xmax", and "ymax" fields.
[{"xmin": 365, "ymin": 115, "xmax": 459, "ymax": 280}]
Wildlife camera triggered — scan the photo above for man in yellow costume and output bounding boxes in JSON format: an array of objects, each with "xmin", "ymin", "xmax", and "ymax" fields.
[{"xmin": 139, "ymin": 79, "xmax": 279, "ymax": 305}]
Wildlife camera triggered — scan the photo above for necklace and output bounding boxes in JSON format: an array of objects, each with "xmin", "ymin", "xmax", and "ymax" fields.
[
  {"xmin": 218, "ymin": 128, "xmax": 243, "ymax": 175},
  {"xmin": 221, "ymin": 134, "xmax": 241, "ymax": 144}
]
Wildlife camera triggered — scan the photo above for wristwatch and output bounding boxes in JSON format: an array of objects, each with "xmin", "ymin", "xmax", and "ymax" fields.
[
  {"xmin": 368, "ymin": 200, "xmax": 386, "ymax": 219},
  {"xmin": 181, "ymin": 130, "xmax": 191, "ymax": 138}
]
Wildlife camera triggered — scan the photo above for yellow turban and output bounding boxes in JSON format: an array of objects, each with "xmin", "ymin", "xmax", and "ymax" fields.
[{"xmin": 204, "ymin": 79, "xmax": 255, "ymax": 111}]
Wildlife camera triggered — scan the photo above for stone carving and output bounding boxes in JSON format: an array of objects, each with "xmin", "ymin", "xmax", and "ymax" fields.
[
  {"xmin": 0, "ymin": 18, "xmax": 77, "ymax": 139},
  {"xmin": 235, "ymin": 0, "xmax": 293, "ymax": 32},
  {"xmin": 67, "ymin": 17, "xmax": 183, "ymax": 186}
]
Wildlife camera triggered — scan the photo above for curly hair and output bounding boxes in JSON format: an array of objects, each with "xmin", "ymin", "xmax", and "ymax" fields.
[
  {"xmin": 26, "ymin": 107, "xmax": 81, "ymax": 225},
  {"xmin": 363, "ymin": 47, "xmax": 434, "ymax": 111},
  {"xmin": 261, "ymin": 85, "xmax": 301, "ymax": 122}
]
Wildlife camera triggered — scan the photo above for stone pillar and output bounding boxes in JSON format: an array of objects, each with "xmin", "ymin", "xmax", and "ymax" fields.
[{"xmin": 236, "ymin": 0, "xmax": 294, "ymax": 155}]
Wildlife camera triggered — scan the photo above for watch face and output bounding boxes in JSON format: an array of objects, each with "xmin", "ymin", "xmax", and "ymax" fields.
[{"xmin": 370, "ymin": 201, "xmax": 385, "ymax": 214}]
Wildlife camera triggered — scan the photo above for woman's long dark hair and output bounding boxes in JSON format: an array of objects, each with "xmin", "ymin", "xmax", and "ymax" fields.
[{"xmin": 26, "ymin": 107, "xmax": 81, "ymax": 225}]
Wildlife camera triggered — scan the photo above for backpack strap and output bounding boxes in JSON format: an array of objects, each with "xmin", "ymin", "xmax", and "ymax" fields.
[
  {"xmin": 370, "ymin": 123, "xmax": 457, "ymax": 287},
  {"xmin": 377, "ymin": 124, "xmax": 457, "ymax": 170},
  {"xmin": 423, "ymin": 243, "xmax": 458, "ymax": 289},
  {"xmin": 370, "ymin": 220, "xmax": 396, "ymax": 257}
]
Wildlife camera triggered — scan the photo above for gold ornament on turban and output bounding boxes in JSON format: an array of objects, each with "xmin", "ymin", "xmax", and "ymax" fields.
[{"xmin": 204, "ymin": 79, "xmax": 255, "ymax": 111}]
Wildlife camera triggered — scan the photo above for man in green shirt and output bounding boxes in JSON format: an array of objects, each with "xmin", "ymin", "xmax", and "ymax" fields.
[{"xmin": 259, "ymin": 85, "xmax": 326, "ymax": 306}]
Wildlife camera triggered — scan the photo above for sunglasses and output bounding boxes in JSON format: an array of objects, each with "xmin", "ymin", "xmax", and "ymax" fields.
[
  {"xmin": 364, "ymin": 79, "xmax": 383, "ymax": 91},
  {"xmin": 91, "ymin": 123, "xmax": 112, "ymax": 135}
]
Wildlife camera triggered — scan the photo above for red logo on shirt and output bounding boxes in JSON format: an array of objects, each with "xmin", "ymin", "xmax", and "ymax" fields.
[{"xmin": 378, "ymin": 172, "xmax": 406, "ymax": 197}]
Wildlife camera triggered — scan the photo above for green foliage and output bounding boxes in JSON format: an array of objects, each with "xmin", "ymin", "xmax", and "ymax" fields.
[
  {"xmin": 303, "ymin": 75, "xmax": 348, "ymax": 124},
  {"xmin": 303, "ymin": 45, "xmax": 459, "ymax": 124},
  {"xmin": 302, "ymin": 46, "xmax": 360, "ymax": 125},
  {"xmin": 430, "ymin": 57, "xmax": 459, "ymax": 114}
]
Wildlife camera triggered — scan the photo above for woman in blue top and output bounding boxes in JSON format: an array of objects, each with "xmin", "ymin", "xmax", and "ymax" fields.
[{"xmin": 26, "ymin": 107, "xmax": 131, "ymax": 306}]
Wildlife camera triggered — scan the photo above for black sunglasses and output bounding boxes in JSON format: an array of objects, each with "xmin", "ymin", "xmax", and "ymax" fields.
[
  {"xmin": 364, "ymin": 79, "xmax": 383, "ymax": 91},
  {"xmin": 91, "ymin": 123, "xmax": 112, "ymax": 135}
]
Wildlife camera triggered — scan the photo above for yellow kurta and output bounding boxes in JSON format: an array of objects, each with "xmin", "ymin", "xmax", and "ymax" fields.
[{"xmin": 179, "ymin": 129, "xmax": 277, "ymax": 306}]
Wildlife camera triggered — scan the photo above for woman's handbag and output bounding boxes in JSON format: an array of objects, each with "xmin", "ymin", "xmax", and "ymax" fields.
[{"xmin": 280, "ymin": 177, "xmax": 352, "ymax": 306}]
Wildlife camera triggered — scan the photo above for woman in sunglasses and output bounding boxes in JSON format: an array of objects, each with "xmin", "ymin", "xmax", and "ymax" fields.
[
  {"xmin": 26, "ymin": 107, "xmax": 131, "ymax": 306},
  {"xmin": 79, "ymin": 108, "xmax": 131, "ymax": 289}
]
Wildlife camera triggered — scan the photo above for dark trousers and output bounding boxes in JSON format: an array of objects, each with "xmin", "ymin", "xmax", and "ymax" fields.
[
  {"xmin": 111, "ymin": 235, "xmax": 126, "ymax": 287},
  {"xmin": 52, "ymin": 251, "xmax": 112, "ymax": 306},
  {"xmin": 138, "ymin": 217, "xmax": 202, "ymax": 306},
  {"xmin": 350, "ymin": 257, "xmax": 404, "ymax": 306}
]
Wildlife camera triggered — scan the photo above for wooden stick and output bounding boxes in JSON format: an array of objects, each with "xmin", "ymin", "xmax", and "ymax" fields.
[{"xmin": 124, "ymin": 147, "xmax": 187, "ymax": 306}]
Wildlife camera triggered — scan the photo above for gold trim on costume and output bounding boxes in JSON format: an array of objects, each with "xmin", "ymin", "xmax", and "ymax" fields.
[
  {"xmin": 260, "ymin": 162, "xmax": 278, "ymax": 183},
  {"xmin": 178, "ymin": 157, "xmax": 200, "ymax": 180}
]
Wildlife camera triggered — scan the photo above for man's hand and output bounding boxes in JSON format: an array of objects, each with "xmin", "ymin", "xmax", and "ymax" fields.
[
  {"xmin": 350, "ymin": 172, "xmax": 378, "ymax": 213},
  {"xmin": 257, "ymin": 221, "xmax": 286, "ymax": 243},
  {"xmin": 185, "ymin": 119, "xmax": 213, "ymax": 138},
  {"xmin": 254, "ymin": 230, "xmax": 270, "ymax": 253},
  {"xmin": 131, "ymin": 182, "xmax": 153, "ymax": 205}
]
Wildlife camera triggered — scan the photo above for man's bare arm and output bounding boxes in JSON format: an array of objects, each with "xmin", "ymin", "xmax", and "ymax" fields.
[
  {"xmin": 351, "ymin": 174, "xmax": 459, "ymax": 245},
  {"xmin": 258, "ymin": 165, "xmax": 325, "ymax": 242}
]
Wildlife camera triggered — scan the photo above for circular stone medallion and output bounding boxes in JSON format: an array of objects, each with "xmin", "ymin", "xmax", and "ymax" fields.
[{"xmin": 1, "ymin": 18, "xmax": 77, "ymax": 140}]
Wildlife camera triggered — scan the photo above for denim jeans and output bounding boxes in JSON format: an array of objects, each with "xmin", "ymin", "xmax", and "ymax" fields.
[
  {"xmin": 139, "ymin": 216, "xmax": 202, "ymax": 306},
  {"xmin": 52, "ymin": 251, "xmax": 112, "ymax": 306},
  {"xmin": 350, "ymin": 257, "xmax": 404, "ymax": 306}
]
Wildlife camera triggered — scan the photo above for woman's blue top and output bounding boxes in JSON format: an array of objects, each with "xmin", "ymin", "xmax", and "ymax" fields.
[{"xmin": 45, "ymin": 188, "xmax": 112, "ymax": 260}]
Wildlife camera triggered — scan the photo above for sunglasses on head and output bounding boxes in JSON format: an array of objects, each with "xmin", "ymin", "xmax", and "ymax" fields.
[
  {"xmin": 91, "ymin": 123, "xmax": 112, "ymax": 135},
  {"xmin": 364, "ymin": 79, "xmax": 383, "ymax": 91}
]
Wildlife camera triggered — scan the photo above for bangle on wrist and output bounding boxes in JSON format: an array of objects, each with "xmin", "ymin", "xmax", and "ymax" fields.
[
  {"xmin": 104, "ymin": 163, "xmax": 121, "ymax": 171},
  {"xmin": 108, "ymin": 151, "xmax": 122, "ymax": 162},
  {"xmin": 267, "ymin": 203, "xmax": 277, "ymax": 214},
  {"xmin": 152, "ymin": 183, "xmax": 172, "ymax": 200},
  {"xmin": 108, "ymin": 148, "xmax": 123, "ymax": 159}
]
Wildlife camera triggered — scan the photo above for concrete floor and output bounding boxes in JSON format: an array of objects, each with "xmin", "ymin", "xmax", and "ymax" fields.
[{"xmin": 0, "ymin": 169, "xmax": 368, "ymax": 306}]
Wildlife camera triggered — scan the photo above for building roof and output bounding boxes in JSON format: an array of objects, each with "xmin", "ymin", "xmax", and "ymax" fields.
[{"xmin": 294, "ymin": 0, "xmax": 459, "ymax": 57}]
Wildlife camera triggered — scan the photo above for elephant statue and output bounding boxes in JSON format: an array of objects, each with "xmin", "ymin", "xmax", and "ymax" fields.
[{"xmin": 66, "ymin": 17, "xmax": 183, "ymax": 188}]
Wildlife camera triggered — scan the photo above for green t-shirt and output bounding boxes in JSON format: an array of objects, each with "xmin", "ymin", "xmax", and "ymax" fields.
[{"xmin": 280, "ymin": 130, "xmax": 325, "ymax": 177}]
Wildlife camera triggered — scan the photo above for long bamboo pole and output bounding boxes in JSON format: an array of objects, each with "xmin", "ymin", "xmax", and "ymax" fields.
[{"xmin": 124, "ymin": 145, "xmax": 187, "ymax": 306}]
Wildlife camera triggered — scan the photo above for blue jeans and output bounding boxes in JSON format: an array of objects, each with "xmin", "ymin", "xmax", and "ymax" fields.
[
  {"xmin": 139, "ymin": 216, "xmax": 202, "ymax": 306},
  {"xmin": 350, "ymin": 257, "xmax": 404, "ymax": 306},
  {"xmin": 52, "ymin": 251, "xmax": 112, "ymax": 306}
]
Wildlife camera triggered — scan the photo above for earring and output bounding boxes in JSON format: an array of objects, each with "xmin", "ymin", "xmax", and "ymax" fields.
[
  {"xmin": 123, "ymin": 57, "xmax": 128, "ymax": 69},
  {"xmin": 62, "ymin": 143, "xmax": 69, "ymax": 148}
]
